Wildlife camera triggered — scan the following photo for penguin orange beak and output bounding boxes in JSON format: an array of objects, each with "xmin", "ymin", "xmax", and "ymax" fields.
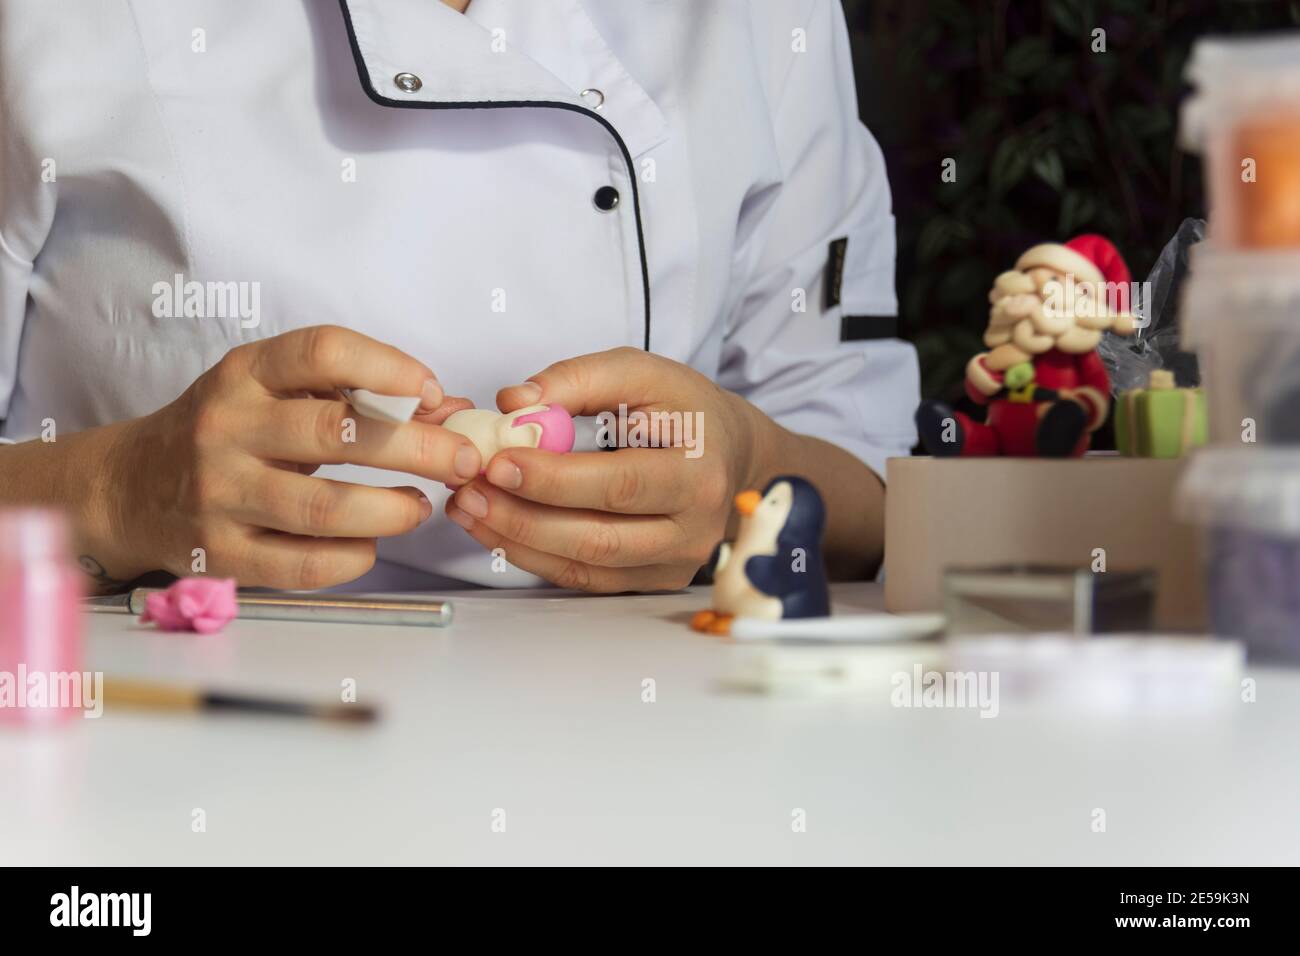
[{"xmin": 734, "ymin": 489, "xmax": 761, "ymax": 517}]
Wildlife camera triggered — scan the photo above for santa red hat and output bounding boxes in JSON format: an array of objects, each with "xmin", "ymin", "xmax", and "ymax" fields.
[{"xmin": 1014, "ymin": 234, "xmax": 1131, "ymax": 286}]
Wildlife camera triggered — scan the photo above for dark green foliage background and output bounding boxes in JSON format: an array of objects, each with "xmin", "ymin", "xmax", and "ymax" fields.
[{"xmin": 843, "ymin": 0, "xmax": 1300, "ymax": 399}]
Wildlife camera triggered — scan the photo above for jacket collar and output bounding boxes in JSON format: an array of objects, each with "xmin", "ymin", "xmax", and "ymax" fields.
[{"xmin": 339, "ymin": 0, "xmax": 668, "ymax": 158}]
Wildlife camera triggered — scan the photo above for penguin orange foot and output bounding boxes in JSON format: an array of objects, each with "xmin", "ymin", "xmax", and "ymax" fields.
[
  {"xmin": 691, "ymin": 610, "xmax": 735, "ymax": 636},
  {"xmin": 703, "ymin": 613, "xmax": 734, "ymax": 637},
  {"xmin": 690, "ymin": 609, "xmax": 717, "ymax": 632}
]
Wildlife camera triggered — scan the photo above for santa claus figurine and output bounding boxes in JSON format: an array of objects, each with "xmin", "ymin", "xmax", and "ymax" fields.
[{"xmin": 916, "ymin": 234, "xmax": 1137, "ymax": 458}]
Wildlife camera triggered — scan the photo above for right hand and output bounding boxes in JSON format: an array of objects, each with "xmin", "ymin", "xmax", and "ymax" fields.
[{"xmin": 94, "ymin": 325, "xmax": 481, "ymax": 589}]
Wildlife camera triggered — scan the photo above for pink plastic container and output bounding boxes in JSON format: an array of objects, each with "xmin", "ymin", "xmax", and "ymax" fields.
[{"xmin": 0, "ymin": 509, "xmax": 85, "ymax": 724}]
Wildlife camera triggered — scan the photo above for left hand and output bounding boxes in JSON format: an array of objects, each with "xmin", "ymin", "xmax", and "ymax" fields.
[{"xmin": 445, "ymin": 347, "xmax": 762, "ymax": 592}]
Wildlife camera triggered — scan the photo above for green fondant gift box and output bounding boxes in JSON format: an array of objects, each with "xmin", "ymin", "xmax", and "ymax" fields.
[{"xmin": 1115, "ymin": 370, "xmax": 1207, "ymax": 458}]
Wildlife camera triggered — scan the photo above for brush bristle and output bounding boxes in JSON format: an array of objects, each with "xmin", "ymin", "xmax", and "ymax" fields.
[{"xmin": 317, "ymin": 704, "xmax": 379, "ymax": 723}]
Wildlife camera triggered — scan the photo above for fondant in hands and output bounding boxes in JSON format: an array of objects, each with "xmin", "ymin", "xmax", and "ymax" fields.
[{"xmin": 441, "ymin": 404, "xmax": 575, "ymax": 464}]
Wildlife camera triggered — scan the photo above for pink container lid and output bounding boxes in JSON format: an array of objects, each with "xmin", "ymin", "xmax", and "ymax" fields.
[{"xmin": 0, "ymin": 508, "xmax": 72, "ymax": 564}]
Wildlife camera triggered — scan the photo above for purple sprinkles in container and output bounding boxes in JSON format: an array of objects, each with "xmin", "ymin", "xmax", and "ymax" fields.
[{"xmin": 1176, "ymin": 448, "xmax": 1300, "ymax": 662}]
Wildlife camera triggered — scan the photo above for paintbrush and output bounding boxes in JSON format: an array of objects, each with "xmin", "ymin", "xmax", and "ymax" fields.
[{"xmin": 103, "ymin": 679, "xmax": 378, "ymax": 724}]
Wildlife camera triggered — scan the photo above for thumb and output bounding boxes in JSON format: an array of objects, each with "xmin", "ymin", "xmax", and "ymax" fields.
[{"xmin": 496, "ymin": 347, "xmax": 656, "ymax": 416}]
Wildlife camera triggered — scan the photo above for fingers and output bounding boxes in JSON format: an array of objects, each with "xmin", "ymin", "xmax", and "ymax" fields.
[
  {"xmin": 443, "ymin": 497, "xmax": 690, "ymax": 593},
  {"xmin": 248, "ymin": 397, "xmax": 481, "ymax": 482},
  {"xmin": 247, "ymin": 326, "xmax": 441, "ymax": 408},
  {"xmin": 450, "ymin": 479, "xmax": 686, "ymax": 567},
  {"xmin": 231, "ymin": 470, "xmax": 433, "ymax": 538},
  {"xmin": 240, "ymin": 531, "xmax": 378, "ymax": 590},
  {"xmin": 496, "ymin": 346, "xmax": 662, "ymax": 415},
  {"xmin": 480, "ymin": 446, "xmax": 707, "ymax": 515}
]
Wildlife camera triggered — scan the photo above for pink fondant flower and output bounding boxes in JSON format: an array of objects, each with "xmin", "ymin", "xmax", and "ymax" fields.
[{"xmin": 140, "ymin": 577, "xmax": 238, "ymax": 634}]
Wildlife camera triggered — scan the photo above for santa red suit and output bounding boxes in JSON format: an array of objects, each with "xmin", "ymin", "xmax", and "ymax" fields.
[
  {"xmin": 960, "ymin": 346, "xmax": 1112, "ymax": 457},
  {"xmin": 916, "ymin": 235, "xmax": 1134, "ymax": 459}
]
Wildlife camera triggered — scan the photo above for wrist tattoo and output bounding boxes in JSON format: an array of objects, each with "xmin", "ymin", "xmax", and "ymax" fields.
[{"xmin": 78, "ymin": 555, "xmax": 125, "ymax": 590}]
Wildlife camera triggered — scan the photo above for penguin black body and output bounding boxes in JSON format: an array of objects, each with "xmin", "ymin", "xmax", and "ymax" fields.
[{"xmin": 743, "ymin": 476, "xmax": 830, "ymax": 619}]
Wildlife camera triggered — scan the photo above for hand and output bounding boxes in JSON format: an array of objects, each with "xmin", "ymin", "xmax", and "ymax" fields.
[
  {"xmin": 965, "ymin": 352, "xmax": 1004, "ymax": 397},
  {"xmin": 97, "ymin": 325, "xmax": 481, "ymax": 588},
  {"xmin": 445, "ymin": 347, "xmax": 762, "ymax": 592}
]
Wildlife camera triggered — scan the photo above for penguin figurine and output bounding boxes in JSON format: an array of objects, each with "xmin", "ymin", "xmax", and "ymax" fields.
[{"xmin": 691, "ymin": 475, "xmax": 831, "ymax": 636}]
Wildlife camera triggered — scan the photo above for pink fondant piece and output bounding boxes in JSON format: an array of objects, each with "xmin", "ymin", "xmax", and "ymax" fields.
[
  {"xmin": 511, "ymin": 404, "xmax": 575, "ymax": 453},
  {"xmin": 140, "ymin": 577, "xmax": 238, "ymax": 634}
]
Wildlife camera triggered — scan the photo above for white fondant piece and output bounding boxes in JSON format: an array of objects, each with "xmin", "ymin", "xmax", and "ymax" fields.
[
  {"xmin": 342, "ymin": 388, "xmax": 421, "ymax": 424},
  {"xmin": 442, "ymin": 404, "xmax": 548, "ymax": 460},
  {"xmin": 712, "ymin": 480, "xmax": 794, "ymax": 620}
]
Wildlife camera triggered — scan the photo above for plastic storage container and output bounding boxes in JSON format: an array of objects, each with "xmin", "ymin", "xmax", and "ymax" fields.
[
  {"xmin": 1179, "ymin": 244, "xmax": 1300, "ymax": 445},
  {"xmin": 1181, "ymin": 35, "xmax": 1300, "ymax": 249},
  {"xmin": 1175, "ymin": 448, "xmax": 1300, "ymax": 661}
]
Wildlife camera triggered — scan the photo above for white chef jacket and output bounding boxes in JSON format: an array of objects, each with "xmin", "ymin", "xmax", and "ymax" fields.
[{"xmin": 0, "ymin": 0, "xmax": 918, "ymax": 587}]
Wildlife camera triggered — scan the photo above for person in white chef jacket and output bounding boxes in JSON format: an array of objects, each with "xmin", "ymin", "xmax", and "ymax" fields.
[{"xmin": 0, "ymin": 0, "xmax": 918, "ymax": 593}]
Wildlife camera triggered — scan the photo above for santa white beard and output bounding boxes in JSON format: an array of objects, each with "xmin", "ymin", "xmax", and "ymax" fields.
[{"xmin": 983, "ymin": 267, "xmax": 1125, "ymax": 368}]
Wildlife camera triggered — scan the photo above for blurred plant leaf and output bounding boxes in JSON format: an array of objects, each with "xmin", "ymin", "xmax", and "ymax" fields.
[
  {"xmin": 1115, "ymin": 103, "xmax": 1172, "ymax": 140},
  {"xmin": 964, "ymin": 104, "xmax": 1005, "ymax": 140},
  {"xmin": 930, "ymin": 0, "xmax": 975, "ymax": 28},
  {"xmin": 917, "ymin": 216, "xmax": 975, "ymax": 262},
  {"xmin": 988, "ymin": 72, "xmax": 1024, "ymax": 96},
  {"xmin": 1110, "ymin": 0, "xmax": 1154, "ymax": 16},
  {"xmin": 1058, "ymin": 189, "xmax": 1097, "ymax": 235},
  {"xmin": 1035, "ymin": 56, "xmax": 1076, "ymax": 93},
  {"xmin": 1032, "ymin": 150, "xmax": 1066, "ymax": 191},
  {"xmin": 990, "ymin": 134, "xmax": 1031, "ymax": 195},
  {"xmin": 937, "ymin": 150, "xmax": 989, "ymax": 202},
  {"xmin": 935, "ymin": 258, "xmax": 989, "ymax": 307},
  {"xmin": 1048, "ymin": 0, "xmax": 1092, "ymax": 37},
  {"xmin": 1005, "ymin": 37, "xmax": 1052, "ymax": 77}
]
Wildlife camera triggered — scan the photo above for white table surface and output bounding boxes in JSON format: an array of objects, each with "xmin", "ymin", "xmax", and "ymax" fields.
[{"xmin": 2, "ymin": 583, "xmax": 1297, "ymax": 866}]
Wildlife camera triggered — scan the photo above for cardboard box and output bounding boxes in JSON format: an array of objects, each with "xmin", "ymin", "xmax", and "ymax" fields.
[{"xmin": 884, "ymin": 455, "xmax": 1204, "ymax": 631}]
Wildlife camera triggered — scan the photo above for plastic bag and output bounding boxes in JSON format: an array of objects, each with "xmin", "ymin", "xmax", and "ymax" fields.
[{"xmin": 1098, "ymin": 218, "xmax": 1205, "ymax": 393}]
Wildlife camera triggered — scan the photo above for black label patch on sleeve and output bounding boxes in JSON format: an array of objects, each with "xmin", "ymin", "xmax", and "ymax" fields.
[
  {"xmin": 841, "ymin": 315, "xmax": 899, "ymax": 341},
  {"xmin": 824, "ymin": 236, "xmax": 848, "ymax": 310}
]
